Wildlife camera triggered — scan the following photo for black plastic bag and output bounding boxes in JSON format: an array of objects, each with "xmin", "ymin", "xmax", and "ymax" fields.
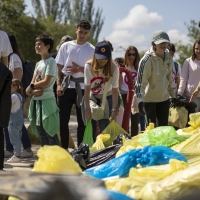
[
  {"xmin": 113, "ymin": 133, "xmax": 131, "ymax": 145},
  {"xmin": 87, "ymin": 144, "xmax": 121, "ymax": 169}
]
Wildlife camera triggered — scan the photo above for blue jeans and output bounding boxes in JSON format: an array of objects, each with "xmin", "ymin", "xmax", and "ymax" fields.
[
  {"xmin": 92, "ymin": 95, "xmax": 120, "ymax": 142},
  {"xmin": 139, "ymin": 114, "xmax": 145, "ymax": 131},
  {"xmin": 36, "ymin": 100, "xmax": 59, "ymax": 146}
]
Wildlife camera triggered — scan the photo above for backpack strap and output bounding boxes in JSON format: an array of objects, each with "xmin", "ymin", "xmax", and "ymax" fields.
[{"xmin": 174, "ymin": 61, "xmax": 179, "ymax": 77}]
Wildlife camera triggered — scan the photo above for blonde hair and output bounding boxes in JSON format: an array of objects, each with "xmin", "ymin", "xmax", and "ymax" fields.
[
  {"xmin": 12, "ymin": 79, "xmax": 23, "ymax": 94},
  {"xmin": 87, "ymin": 55, "xmax": 113, "ymax": 82}
]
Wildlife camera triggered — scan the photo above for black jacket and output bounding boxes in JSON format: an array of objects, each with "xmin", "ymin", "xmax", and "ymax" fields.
[{"xmin": 0, "ymin": 62, "xmax": 12, "ymax": 128}]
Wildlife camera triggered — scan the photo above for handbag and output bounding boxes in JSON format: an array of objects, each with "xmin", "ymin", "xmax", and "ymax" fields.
[{"xmin": 90, "ymin": 81, "xmax": 109, "ymax": 121}]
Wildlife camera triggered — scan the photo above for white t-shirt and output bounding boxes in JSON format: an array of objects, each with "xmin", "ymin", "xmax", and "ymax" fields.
[
  {"xmin": 84, "ymin": 62, "xmax": 119, "ymax": 95},
  {"xmin": 55, "ymin": 41, "xmax": 94, "ymax": 89},
  {"xmin": 9, "ymin": 53, "xmax": 23, "ymax": 74},
  {"xmin": 0, "ymin": 30, "xmax": 12, "ymax": 59},
  {"xmin": 172, "ymin": 61, "xmax": 181, "ymax": 89},
  {"xmin": 11, "ymin": 93, "xmax": 22, "ymax": 113},
  {"xmin": 120, "ymin": 66, "xmax": 137, "ymax": 93}
]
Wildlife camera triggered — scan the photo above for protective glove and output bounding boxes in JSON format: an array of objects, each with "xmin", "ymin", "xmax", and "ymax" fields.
[
  {"xmin": 169, "ymin": 98, "xmax": 177, "ymax": 108},
  {"xmin": 138, "ymin": 102, "xmax": 145, "ymax": 115}
]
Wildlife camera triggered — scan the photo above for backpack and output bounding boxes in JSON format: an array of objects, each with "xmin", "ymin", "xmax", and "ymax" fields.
[{"xmin": 174, "ymin": 61, "xmax": 179, "ymax": 77}]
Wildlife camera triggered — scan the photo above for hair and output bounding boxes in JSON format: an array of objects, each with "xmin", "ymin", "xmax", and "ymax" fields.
[
  {"xmin": 114, "ymin": 57, "xmax": 124, "ymax": 66},
  {"xmin": 124, "ymin": 46, "xmax": 140, "ymax": 71},
  {"xmin": 56, "ymin": 35, "xmax": 73, "ymax": 51},
  {"xmin": 12, "ymin": 79, "xmax": 23, "ymax": 94},
  {"xmin": 76, "ymin": 20, "xmax": 91, "ymax": 30},
  {"xmin": 192, "ymin": 40, "xmax": 200, "ymax": 60},
  {"xmin": 7, "ymin": 33, "xmax": 23, "ymax": 61},
  {"xmin": 87, "ymin": 55, "xmax": 113, "ymax": 82},
  {"xmin": 103, "ymin": 40, "xmax": 114, "ymax": 52},
  {"xmin": 168, "ymin": 43, "xmax": 176, "ymax": 53},
  {"xmin": 35, "ymin": 33, "xmax": 54, "ymax": 53}
]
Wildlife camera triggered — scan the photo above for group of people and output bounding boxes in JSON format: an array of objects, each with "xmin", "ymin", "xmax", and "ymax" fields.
[{"xmin": 0, "ymin": 19, "xmax": 200, "ymax": 170}]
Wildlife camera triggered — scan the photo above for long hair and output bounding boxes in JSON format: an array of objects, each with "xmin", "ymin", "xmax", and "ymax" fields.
[
  {"xmin": 192, "ymin": 40, "xmax": 200, "ymax": 61},
  {"xmin": 124, "ymin": 46, "xmax": 140, "ymax": 71},
  {"xmin": 87, "ymin": 55, "xmax": 113, "ymax": 82},
  {"xmin": 7, "ymin": 33, "xmax": 23, "ymax": 61},
  {"xmin": 12, "ymin": 79, "xmax": 23, "ymax": 95}
]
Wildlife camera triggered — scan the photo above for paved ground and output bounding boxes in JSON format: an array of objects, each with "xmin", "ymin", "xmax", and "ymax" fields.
[{"xmin": 4, "ymin": 115, "xmax": 78, "ymax": 171}]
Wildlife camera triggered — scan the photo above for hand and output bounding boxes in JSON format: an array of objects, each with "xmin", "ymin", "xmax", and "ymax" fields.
[
  {"xmin": 110, "ymin": 110, "xmax": 118, "ymax": 121},
  {"xmin": 85, "ymin": 108, "xmax": 92, "ymax": 120},
  {"xmin": 66, "ymin": 63, "xmax": 80, "ymax": 74},
  {"xmin": 32, "ymin": 88, "xmax": 43, "ymax": 96},
  {"xmin": 138, "ymin": 102, "xmax": 145, "ymax": 115},
  {"xmin": 189, "ymin": 90, "xmax": 199, "ymax": 103},
  {"xmin": 57, "ymin": 84, "xmax": 64, "ymax": 96},
  {"xmin": 169, "ymin": 98, "xmax": 177, "ymax": 108}
]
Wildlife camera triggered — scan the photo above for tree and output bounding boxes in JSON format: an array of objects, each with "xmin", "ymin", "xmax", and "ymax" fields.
[{"xmin": 175, "ymin": 20, "xmax": 200, "ymax": 65}]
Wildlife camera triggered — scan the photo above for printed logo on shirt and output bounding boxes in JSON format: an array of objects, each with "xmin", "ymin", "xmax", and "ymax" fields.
[
  {"xmin": 124, "ymin": 71, "xmax": 137, "ymax": 87},
  {"xmin": 36, "ymin": 67, "xmax": 43, "ymax": 82},
  {"xmin": 91, "ymin": 76, "xmax": 105, "ymax": 94}
]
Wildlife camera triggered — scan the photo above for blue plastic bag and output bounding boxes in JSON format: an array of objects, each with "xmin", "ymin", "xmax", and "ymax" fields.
[
  {"xmin": 84, "ymin": 149, "xmax": 138, "ymax": 179},
  {"xmin": 136, "ymin": 145, "xmax": 187, "ymax": 167},
  {"xmin": 104, "ymin": 190, "xmax": 134, "ymax": 200}
]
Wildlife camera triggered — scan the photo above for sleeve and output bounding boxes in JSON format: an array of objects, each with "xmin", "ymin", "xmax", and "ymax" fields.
[
  {"xmin": 111, "ymin": 63, "xmax": 119, "ymax": 88},
  {"xmin": 167, "ymin": 59, "xmax": 176, "ymax": 98},
  {"xmin": 84, "ymin": 63, "xmax": 92, "ymax": 86},
  {"xmin": 9, "ymin": 54, "xmax": 22, "ymax": 71},
  {"xmin": 55, "ymin": 43, "xmax": 67, "ymax": 65},
  {"xmin": 135, "ymin": 55, "xmax": 152, "ymax": 103},
  {"xmin": 178, "ymin": 59, "xmax": 189, "ymax": 96},
  {"xmin": 2, "ymin": 33, "xmax": 12, "ymax": 57},
  {"xmin": 45, "ymin": 59, "xmax": 57, "ymax": 77}
]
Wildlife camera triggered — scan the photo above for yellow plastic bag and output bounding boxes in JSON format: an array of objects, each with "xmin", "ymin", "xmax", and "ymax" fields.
[
  {"xmin": 90, "ymin": 134, "xmax": 110, "ymax": 153},
  {"xmin": 33, "ymin": 145, "xmax": 82, "ymax": 174},
  {"xmin": 101, "ymin": 120, "xmax": 128, "ymax": 147},
  {"xmin": 138, "ymin": 163, "xmax": 200, "ymax": 200},
  {"xmin": 188, "ymin": 112, "xmax": 200, "ymax": 128}
]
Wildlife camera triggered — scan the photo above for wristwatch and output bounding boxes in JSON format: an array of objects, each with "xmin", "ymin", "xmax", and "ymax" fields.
[
  {"xmin": 28, "ymin": 84, "xmax": 34, "ymax": 95},
  {"xmin": 111, "ymin": 108, "xmax": 117, "ymax": 112},
  {"xmin": 30, "ymin": 84, "xmax": 35, "ymax": 90}
]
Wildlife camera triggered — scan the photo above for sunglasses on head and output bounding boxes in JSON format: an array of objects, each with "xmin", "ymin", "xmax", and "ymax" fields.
[{"xmin": 128, "ymin": 53, "xmax": 136, "ymax": 57}]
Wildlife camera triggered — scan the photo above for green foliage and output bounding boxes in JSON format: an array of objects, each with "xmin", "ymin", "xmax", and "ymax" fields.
[{"xmin": 175, "ymin": 20, "xmax": 200, "ymax": 65}]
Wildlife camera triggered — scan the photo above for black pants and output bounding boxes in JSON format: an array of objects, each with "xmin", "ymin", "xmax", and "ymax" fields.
[
  {"xmin": 0, "ymin": 127, "xmax": 4, "ymax": 169},
  {"xmin": 121, "ymin": 94, "xmax": 139, "ymax": 137},
  {"xmin": 144, "ymin": 99, "xmax": 169, "ymax": 126},
  {"xmin": 58, "ymin": 88, "xmax": 85, "ymax": 149}
]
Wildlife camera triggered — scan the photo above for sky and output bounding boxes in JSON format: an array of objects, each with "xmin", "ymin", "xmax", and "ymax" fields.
[{"xmin": 25, "ymin": 0, "xmax": 200, "ymax": 59}]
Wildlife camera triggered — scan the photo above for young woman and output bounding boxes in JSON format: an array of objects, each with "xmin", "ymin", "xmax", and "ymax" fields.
[
  {"xmin": 84, "ymin": 41, "xmax": 119, "ymax": 141},
  {"xmin": 4, "ymin": 33, "xmax": 33, "ymax": 159},
  {"xmin": 7, "ymin": 79, "xmax": 24, "ymax": 163},
  {"xmin": 178, "ymin": 40, "xmax": 200, "ymax": 112},
  {"xmin": 119, "ymin": 46, "xmax": 141, "ymax": 136},
  {"xmin": 135, "ymin": 30, "xmax": 175, "ymax": 127}
]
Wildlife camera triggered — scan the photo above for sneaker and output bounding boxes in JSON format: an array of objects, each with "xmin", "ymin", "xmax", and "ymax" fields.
[
  {"xmin": 4, "ymin": 150, "xmax": 14, "ymax": 158},
  {"xmin": 7, "ymin": 155, "xmax": 21, "ymax": 163},
  {"xmin": 20, "ymin": 149, "xmax": 33, "ymax": 158}
]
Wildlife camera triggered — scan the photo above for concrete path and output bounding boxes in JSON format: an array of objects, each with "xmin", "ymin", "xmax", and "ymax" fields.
[{"xmin": 4, "ymin": 115, "xmax": 78, "ymax": 171}]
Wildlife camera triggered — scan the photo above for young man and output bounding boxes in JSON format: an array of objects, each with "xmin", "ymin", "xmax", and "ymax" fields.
[
  {"xmin": 26, "ymin": 34, "xmax": 59, "ymax": 146},
  {"xmin": 56, "ymin": 20, "xmax": 94, "ymax": 149},
  {"xmin": 168, "ymin": 43, "xmax": 181, "ymax": 92},
  {"xmin": 0, "ymin": 30, "xmax": 13, "ymax": 170}
]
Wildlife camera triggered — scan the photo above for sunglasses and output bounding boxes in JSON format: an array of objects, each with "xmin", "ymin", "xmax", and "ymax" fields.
[{"xmin": 128, "ymin": 53, "xmax": 136, "ymax": 57}]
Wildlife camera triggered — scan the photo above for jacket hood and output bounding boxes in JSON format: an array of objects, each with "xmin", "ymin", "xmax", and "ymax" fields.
[{"xmin": 145, "ymin": 47, "xmax": 171, "ymax": 59}]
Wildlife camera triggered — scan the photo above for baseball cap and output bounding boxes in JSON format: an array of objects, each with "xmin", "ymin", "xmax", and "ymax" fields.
[
  {"xmin": 95, "ymin": 41, "xmax": 111, "ymax": 60},
  {"xmin": 152, "ymin": 30, "xmax": 170, "ymax": 45}
]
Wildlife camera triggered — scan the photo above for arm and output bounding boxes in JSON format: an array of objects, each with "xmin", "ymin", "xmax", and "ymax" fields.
[
  {"xmin": 110, "ymin": 88, "xmax": 119, "ymax": 120},
  {"xmin": 56, "ymin": 64, "xmax": 64, "ymax": 96},
  {"xmin": 1, "ymin": 56, "xmax": 8, "ymax": 67},
  {"xmin": 13, "ymin": 67, "xmax": 23, "ymax": 81},
  {"xmin": 66, "ymin": 62, "xmax": 84, "ymax": 74},
  {"xmin": 119, "ymin": 73, "xmax": 123, "ymax": 86},
  {"xmin": 189, "ymin": 81, "xmax": 200, "ymax": 102},
  {"xmin": 84, "ymin": 85, "xmax": 92, "ymax": 120},
  {"xmin": 178, "ymin": 59, "xmax": 189, "ymax": 96}
]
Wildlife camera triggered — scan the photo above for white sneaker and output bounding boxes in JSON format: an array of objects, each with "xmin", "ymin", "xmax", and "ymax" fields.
[
  {"xmin": 20, "ymin": 149, "xmax": 33, "ymax": 158},
  {"xmin": 4, "ymin": 150, "xmax": 14, "ymax": 158},
  {"xmin": 7, "ymin": 155, "xmax": 21, "ymax": 163}
]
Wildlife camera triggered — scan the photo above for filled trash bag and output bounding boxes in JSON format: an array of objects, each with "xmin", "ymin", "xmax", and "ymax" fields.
[
  {"xmin": 104, "ymin": 190, "xmax": 134, "ymax": 200},
  {"xmin": 137, "ymin": 145, "xmax": 187, "ymax": 167},
  {"xmin": 188, "ymin": 112, "xmax": 200, "ymax": 128},
  {"xmin": 87, "ymin": 144, "xmax": 121, "ymax": 169},
  {"xmin": 83, "ymin": 120, "xmax": 94, "ymax": 147},
  {"xmin": 113, "ymin": 133, "xmax": 131, "ymax": 145},
  {"xmin": 84, "ymin": 149, "xmax": 138, "ymax": 178},
  {"xmin": 33, "ymin": 145, "xmax": 82, "ymax": 174},
  {"xmin": 101, "ymin": 120, "xmax": 128, "ymax": 147},
  {"xmin": 90, "ymin": 134, "xmax": 110, "ymax": 153}
]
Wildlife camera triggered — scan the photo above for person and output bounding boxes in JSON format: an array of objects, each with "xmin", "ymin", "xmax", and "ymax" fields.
[
  {"xmin": 4, "ymin": 33, "xmax": 33, "ymax": 159},
  {"xmin": 119, "ymin": 46, "xmax": 140, "ymax": 136},
  {"xmin": 0, "ymin": 29, "xmax": 13, "ymax": 170},
  {"xmin": 135, "ymin": 30, "xmax": 175, "ymax": 127},
  {"xmin": 114, "ymin": 57, "xmax": 124, "ymax": 67},
  {"xmin": 26, "ymin": 33, "xmax": 59, "ymax": 146},
  {"xmin": 55, "ymin": 20, "xmax": 94, "ymax": 149},
  {"xmin": 178, "ymin": 40, "xmax": 200, "ymax": 112},
  {"xmin": 167, "ymin": 43, "xmax": 181, "ymax": 92},
  {"xmin": 84, "ymin": 41, "xmax": 120, "ymax": 141},
  {"xmin": 7, "ymin": 79, "xmax": 24, "ymax": 163}
]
